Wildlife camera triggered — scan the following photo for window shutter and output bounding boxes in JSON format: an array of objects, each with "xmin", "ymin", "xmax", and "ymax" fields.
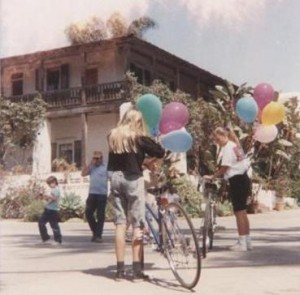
[
  {"xmin": 74, "ymin": 140, "xmax": 82, "ymax": 169},
  {"xmin": 61, "ymin": 64, "xmax": 69, "ymax": 89},
  {"xmin": 35, "ymin": 69, "xmax": 40, "ymax": 90},
  {"xmin": 51, "ymin": 142, "xmax": 57, "ymax": 170}
]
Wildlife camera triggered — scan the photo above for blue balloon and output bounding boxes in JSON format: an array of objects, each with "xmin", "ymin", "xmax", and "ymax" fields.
[
  {"xmin": 236, "ymin": 97, "xmax": 258, "ymax": 123},
  {"xmin": 161, "ymin": 130, "xmax": 193, "ymax": 153}
]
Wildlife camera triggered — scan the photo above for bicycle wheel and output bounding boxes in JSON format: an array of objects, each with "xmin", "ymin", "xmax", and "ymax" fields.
[
  {"xmin": 201, "ymin": 203, "xmax": 210, "ymax": 258},
  {"xmin": 162, "ymin": 202, "xmax": 201, "ymax": 289},
  {"xmin": 208, "ymin": 205, "xmax": 217, "ymax": 250}
]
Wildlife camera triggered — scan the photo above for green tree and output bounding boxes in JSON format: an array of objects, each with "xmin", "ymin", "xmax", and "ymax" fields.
[
  {"xmin": 65, "ymin": 17, "xmax": 108, "ymax": 45},
  {"xmin": 126, "ymin": 72, "xmax": 300, "ymax": 202},
  {"xmin": 0, "ymin": 96, "xmax": 46, "ymax": 169},
  {"xmin": 65, "ymin": 13, "xmax": 157, "ymax": 45}
]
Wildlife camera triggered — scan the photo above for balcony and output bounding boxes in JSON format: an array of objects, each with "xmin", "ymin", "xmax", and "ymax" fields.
[{"xmin": 7, "ymin": 80, "xmax": 130, "ymax": 110}]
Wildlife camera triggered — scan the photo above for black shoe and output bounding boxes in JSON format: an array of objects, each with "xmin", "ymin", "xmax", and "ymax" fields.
[
  {"xmin": 132, "ymin": 271, "xmax": 150, "ymax": 282},
  {"xmin": 91, "ymin": 237, "xmax": 102, "ymax": 243},
  {"xmin": 115, "ymin": 270, "xmax": 126, "ymax": 281}
]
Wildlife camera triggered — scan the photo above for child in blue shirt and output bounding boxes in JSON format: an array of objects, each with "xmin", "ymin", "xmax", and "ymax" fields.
[{"xmin": 38, "ymin": 176, "xmax": 62, "ymax": 245}]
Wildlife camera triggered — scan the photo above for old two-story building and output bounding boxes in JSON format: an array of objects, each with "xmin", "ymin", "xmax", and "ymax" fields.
[{"xmin": 0, "ymin": 35, "xmax": 226, "ymax": 176}]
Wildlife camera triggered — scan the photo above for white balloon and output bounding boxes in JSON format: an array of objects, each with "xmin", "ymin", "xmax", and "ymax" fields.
[{"xmin": 254, "ymin": 124, "xmax": 278, "ymax": 143}]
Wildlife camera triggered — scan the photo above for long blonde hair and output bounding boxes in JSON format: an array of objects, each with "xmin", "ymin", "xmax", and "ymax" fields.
[{"xmin": 108, "ymin": 109, "xmax": 147, "ymax": 153}]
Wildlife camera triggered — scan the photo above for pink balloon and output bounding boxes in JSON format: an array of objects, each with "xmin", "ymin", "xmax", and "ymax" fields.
[
  {"xmin": 159, "ymin": 120, "xmax": 182, "ymax": 134},
  {"xmin": 161, "ymin": 102, "xmax": 189, "ymax": 127},
  {"xmin": 253, "ymin": 83, "xmax": 274, "ymax": 110},
  {"xmin": 254, "ymin": 124, "xmax": 278, "ymax": 143}
]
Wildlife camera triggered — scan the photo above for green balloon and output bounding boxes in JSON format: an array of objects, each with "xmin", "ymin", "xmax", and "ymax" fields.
[{"xmin": 136, "ymin": 94, "xmax": 162, "ymax": 128}]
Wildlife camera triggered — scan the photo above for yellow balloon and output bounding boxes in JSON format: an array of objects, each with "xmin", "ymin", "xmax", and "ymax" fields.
[{"xmin": 261, "ymin": 102, "xmax": 285, "ymax": 125}]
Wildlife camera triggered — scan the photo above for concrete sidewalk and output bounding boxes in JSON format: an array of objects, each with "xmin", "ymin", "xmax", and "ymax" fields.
[{"xmin": 1, "ymin": 209, "xmax": 300, "ymax": 295}]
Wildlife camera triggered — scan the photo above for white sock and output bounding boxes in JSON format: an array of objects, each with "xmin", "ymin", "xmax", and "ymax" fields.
[{"xmin": 238, "ymin": 235, "xmax": 247, "ymax": 246}]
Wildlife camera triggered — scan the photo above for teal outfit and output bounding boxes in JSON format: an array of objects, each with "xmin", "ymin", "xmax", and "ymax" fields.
[
  {"xmin": 46, "ymin": 187, "xmax": 61, "ymax": 211},
  {"xmin": 38, "ymin": 185, "xmax": 62, "ymax": 243}
]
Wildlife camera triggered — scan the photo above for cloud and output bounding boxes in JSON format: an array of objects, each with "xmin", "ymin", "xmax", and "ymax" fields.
[
  {"xmin": 0, "ymin": 0, "xmax": 150, "ymax": 57},
  {"xmin": 170, "ymin": 0, "xmax": 275, "ymax": 29},
  {"xmin": 0, "ymin": 0, "xmax": 284, "ymax": 57}
]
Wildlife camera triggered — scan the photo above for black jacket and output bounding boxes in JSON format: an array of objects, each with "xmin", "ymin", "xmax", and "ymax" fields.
[{"xmin": 107, "ymin": 136, "xmax": 165, "ymax": 175}]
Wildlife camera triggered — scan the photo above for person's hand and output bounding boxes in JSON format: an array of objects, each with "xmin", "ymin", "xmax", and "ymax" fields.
[
  {"xmin": 143, "ymin": 158, "xmax": 160, "ymax": 172},
  {"xmin": 203, "ymin": 175, "xmax": 214, "ymax": 180},
  {"xmin": 37, "ymin": 192, "xmax": 44, "ymax": 200}
]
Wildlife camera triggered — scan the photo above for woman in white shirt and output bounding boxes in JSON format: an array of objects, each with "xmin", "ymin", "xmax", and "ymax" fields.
[{"xmin": 206, "ymin": 127, "xmax": 252, "ymax": 251}]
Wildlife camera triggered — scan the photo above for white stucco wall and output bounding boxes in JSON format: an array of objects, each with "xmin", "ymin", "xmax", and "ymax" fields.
[
  {"xmin": 86, "ymin": 113, "xmax": 119, "ymax": 162},
  {"xmin": 32, "ymin": 120, "xmax": 52, "ymax": 175},
  {"xmin": 51, "ymin": 116, "xmax": 82, "ymax": 142}
]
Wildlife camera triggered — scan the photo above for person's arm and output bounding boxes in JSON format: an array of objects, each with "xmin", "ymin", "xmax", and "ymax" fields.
[
  {"xmin": 139, "ymin": 136, "xmax": 165, "ymax": 159},
  {"xmin": 212, "ymin": 166, "xmax": 229, "ymax": 179},
  {"xmin": 40, "ymin": 189, "xmax": 58, "ymax": 203},
  {"xmin": 81, "ymin": 159, "xmax": 94, "ymax": 177}
]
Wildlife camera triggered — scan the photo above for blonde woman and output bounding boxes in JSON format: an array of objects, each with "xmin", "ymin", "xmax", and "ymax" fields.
[
  {"xmin": 107, "ymin": 109, "xmax": 165, "ymax": 281},
  {"xmin": 205, "ymin": 127, "xmax": 252, "ymax": 251}
]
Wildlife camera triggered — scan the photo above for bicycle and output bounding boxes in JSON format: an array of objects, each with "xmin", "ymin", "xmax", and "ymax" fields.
[
  {"xmin": 199, "ymin": 178, "xmax": 221, "ymax": 258},
  {"xmin": 143, "ymin": 184, "xmax": 201, "ymax": 289}
]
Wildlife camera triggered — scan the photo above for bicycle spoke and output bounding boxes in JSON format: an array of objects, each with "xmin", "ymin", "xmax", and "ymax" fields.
[{"xmin": 162, "ymin": 202, "xmax": 201, "ymax": 289}]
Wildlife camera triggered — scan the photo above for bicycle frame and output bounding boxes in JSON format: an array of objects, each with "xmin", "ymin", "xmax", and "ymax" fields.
[{"xmin": 145, "ymin": 194, "xmax": 173, "ymax": 252}]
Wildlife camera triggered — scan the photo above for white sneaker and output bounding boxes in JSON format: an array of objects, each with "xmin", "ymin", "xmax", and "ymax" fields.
[
  {"xmin": 229, "ymin": 241, "xmax": 248, "ymax": 252},
  {"xmin": 38, "ymin": 239, "xmax": 52, "ymax": 245},
  {"xmin": 246, "ymin": 239, "xmax": 253, "ymax": 250}
]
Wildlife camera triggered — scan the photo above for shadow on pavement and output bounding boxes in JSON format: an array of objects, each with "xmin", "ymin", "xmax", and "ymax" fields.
[{"xmin": 82, "ymin": 264, "xmax": 192, "ymax": 293}]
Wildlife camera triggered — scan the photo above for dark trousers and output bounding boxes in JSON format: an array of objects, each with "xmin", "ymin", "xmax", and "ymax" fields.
[
  {"xmin": 38, "ymin": 208, "xmax": 62, "ymax": 243},
  {"xmin": 85, "ymin": 194, "xmax": 107, "ymax": 238}
]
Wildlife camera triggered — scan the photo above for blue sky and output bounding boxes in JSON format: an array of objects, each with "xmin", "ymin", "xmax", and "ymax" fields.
[{"xmin": 1, "ymin": 0, "xmax": 300, "ymax": 92}]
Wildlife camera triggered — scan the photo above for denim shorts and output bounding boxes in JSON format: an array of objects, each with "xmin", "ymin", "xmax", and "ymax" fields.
[{"xmin": 110, "ymin": 171, "xmax": 145, "ymax": 228}]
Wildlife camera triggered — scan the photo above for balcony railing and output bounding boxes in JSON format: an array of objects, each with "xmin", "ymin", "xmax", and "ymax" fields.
[
  {"xmin": 85, "ymin": 81, "xmax": 128, "ymax": 104},
  {"xmin": 42, "ymin": 87, "xmax": 82, "ymax": 109},
  {"xmin": 9, "ymin": 93, "xmax": 38, "ymax": 103},
  {"xmin": 6, "ymin": 81, "xmax": 130, "ymax": 110}
]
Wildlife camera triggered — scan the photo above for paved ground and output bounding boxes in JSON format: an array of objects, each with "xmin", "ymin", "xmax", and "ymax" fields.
[{"xmin": 1, "ymin": 209, "xmax": 300, "ymax": 295}]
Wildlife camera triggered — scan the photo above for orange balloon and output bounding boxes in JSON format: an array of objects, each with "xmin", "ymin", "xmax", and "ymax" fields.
[{"xmin": 261, "ymin": 102, "xmax": 285, "ymax": 125}]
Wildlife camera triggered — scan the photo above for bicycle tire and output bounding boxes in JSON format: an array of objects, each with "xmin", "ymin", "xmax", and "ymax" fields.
[
  {"xmin": 162, "ymin": 202, "xmax": 201, "ymax": 289},
  {"xmin": 201, "ymin": 203, "xmax": 211, "ymax": 257},
  {"xmin": 208, "ymin": 205, "xmax": 217, "ymax": 250}
]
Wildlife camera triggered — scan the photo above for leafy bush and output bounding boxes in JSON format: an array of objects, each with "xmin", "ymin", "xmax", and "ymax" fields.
[
  {"xmin": 290, "ymin": 179, "xmax": 300, "ymax": 204},
  {"xmin": 23, "ymin": 200, "xmax": 44, "ymax": 222},
  {"xmin": 216, "ymin": 200, "xmax": 233, "ymax": 217},
  {"xmin": 170, "ymin": 176, "xmax": 202, "ymax": 218},
  {"xmin": 0, "ymin": 179, "xmax": 45, "ymax": 219},
  {"xmin": 59, "ymin": 192, "xmax": 85, "ymax": 222}
]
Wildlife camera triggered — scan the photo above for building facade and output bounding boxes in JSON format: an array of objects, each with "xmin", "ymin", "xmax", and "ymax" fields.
[{"xmin": 0, "ymin": 35, "xmax": 226, "ymax": 174}]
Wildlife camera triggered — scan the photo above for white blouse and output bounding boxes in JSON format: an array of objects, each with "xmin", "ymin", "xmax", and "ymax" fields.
[{"xmin": 220, "ymin": 141, "xmax": 250, "ymax": 180}]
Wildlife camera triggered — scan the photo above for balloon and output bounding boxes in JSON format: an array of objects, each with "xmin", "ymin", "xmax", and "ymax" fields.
[
  {"xmin": 159, "ymin": 119, "xmax": 182, "ymax": 134},
  {"xmin": 161, "ymin": 102, "xmax": 189, "ymax": 127},
  {"xmin": 235, "ymin": 97, "xmax": 258, "ymax": 123},
  {"xmin": 261, "ymin": 102, "xmax": 285, "ymax": 125},
  {"xmin": 136, "ymin": 94, "xmax": 162, "ymax": 128},
  {"xmin": 148, "ymin": 125, "xmax": 160, "ymax": 137},
  {"xmin": 161, "ymin": 130, "xmax": 193, "ymax": 153},
  {"xmin": 254, "ymin": 124, "xmax": 278, "ymax": 143},
  {"xmin": 253, "ymin": 83, "xmax": 274, "ymax": 110}
]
